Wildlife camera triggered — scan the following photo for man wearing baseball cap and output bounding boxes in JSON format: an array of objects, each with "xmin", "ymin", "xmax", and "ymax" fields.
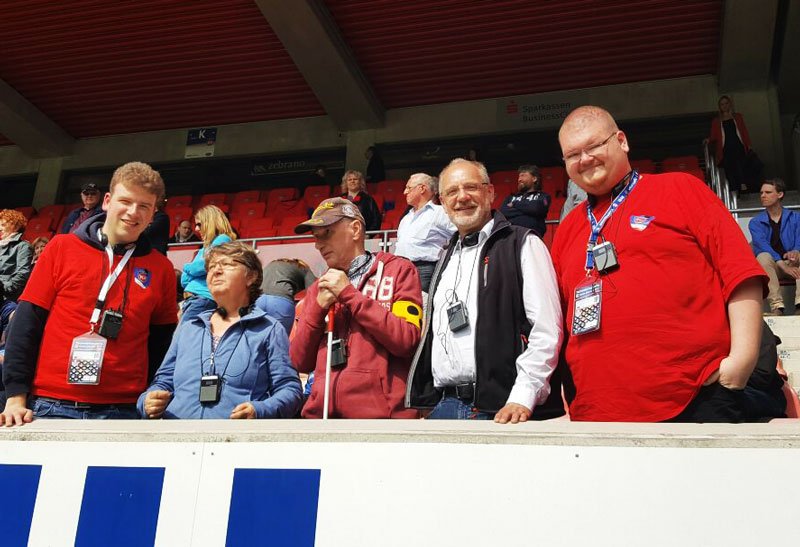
[
  {"xmin": 290, "ymin": 197, "xmax": 423, "ymax": 418},
  {"xmin": 60, "ymin": 182, "xmax": 103, "ymax": 234}
]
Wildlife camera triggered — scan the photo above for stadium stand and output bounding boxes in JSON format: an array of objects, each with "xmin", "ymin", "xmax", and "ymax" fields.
[
  {"xmin": 197, "ymin": 193, "xmax": 228, "ymax": 208},
  {"xmin": 302, "ymin": 185, "xmax": 332, "ymax": 215},
  {"xmin": 165, "ymin": 206, "xmax": 194, "ymax": 234},
  {"xmin": 14, "ymin": 206, "xmax": 36, "ymax": 220},
  {"xmin": 167, "ymin": 195, "xmax": 193, "ymax": 209},
  {"xmin": 630, "ymin": 158, "xmax": 657, "ymax": 174},
  {"xmin": 231, "ymin": 201, "xmax": 266, "ymax": 221},
  {"xmin": 266, "ymin": 187, "xmax": 300, "ymax": 212},
  {"xmin": 377, "ymin": 179, "xmax": 405, "ymax": 211},
  {"xmin": 232, "ymin": 190, "xmax": 261, "ymax": 204}
]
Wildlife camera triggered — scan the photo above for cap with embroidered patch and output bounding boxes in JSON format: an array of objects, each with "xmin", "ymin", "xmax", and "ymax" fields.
[{"xmin": 294, "ymin": 197, "xmax": 365, "ymax": 234}]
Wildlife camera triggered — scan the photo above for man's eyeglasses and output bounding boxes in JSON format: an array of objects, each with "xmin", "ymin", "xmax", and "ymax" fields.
[
  {"xmin": 562, "ymin": 131, "xmax": 618, "ymax": 164},
  {"xmin": 441, "ymin": 182, "xmax": 489, "ymax": 200}
]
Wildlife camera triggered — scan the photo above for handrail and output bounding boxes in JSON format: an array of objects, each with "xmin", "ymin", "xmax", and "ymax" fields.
[{"xmin": 703, "ymin": 142, "xmax": 737, "ymax": 218}]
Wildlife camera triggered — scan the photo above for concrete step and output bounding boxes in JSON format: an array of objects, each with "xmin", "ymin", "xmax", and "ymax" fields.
[{"xmin": 783, "ymin": 361, "xmax": 800, "ymax": 390}]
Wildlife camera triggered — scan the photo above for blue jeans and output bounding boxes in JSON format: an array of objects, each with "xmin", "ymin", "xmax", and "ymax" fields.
[
  {"xmin": 180, "ymin": 295, "xmax": 216, "ymax": 325},
  {"xmin": 427, "ymin": 397, "xmax": 495, "ymax": 420},
  {"xmin": 31, "ymin": 398, "xmax": 139, "ymax": 420},
  {"xmin": 255, "ymin": 294, "xmax": 296, "ymax": 335}
]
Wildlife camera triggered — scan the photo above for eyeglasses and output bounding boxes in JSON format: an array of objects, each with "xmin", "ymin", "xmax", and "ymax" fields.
[
  {"xmin": 208, "ymin": 260, "xmax": 243, "ymax": 272},
  {"xmin": 441, "ymin": 182, "xmax": 489, "ymax": 201},
  {"xmin": 404, "ymin": 183, "xmax": 423, "ymax": 192},
  {"xmin": 562, "ymin": 131, "xmax": 618, "ymax": 164}
]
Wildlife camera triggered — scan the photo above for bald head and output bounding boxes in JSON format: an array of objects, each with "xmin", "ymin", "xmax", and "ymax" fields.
[
  {"xmin": 558, "ymin": 105, "xmax": 630, "ymax": 197},
  {"xmin": 559, "ymin": 106, "xmax": 619, "ymax": 141}
]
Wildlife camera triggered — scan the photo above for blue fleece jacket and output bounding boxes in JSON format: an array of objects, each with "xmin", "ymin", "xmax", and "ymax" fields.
[
  {"xmin": 137, "ymin": 307, "xmax": 302, "ymax": 419},
  {"xmin": 749, "ymin": 208, "xmax": 800, "ymax": 261},
  {"xmin": 180, "ymin": 234, "xmax": 231, "ymax": 298}
]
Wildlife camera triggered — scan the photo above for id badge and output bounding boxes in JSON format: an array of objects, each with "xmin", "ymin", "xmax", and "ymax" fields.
[
  {"xmin": 67, "ymin": 332, "xmax": 107, "ymax": 385},
  {"xmin": 571, "ymin": 278, "xmax": 602, "ymax": 335}
]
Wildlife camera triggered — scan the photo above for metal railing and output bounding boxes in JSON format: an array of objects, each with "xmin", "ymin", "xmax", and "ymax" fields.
[{"xmin": 703, "ymin": 142, "xmax": 738, "ymax": 216}]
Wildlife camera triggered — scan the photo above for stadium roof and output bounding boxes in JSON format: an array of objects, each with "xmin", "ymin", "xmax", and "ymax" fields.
[{"xmin": 0, "ymin": 0, "xmax": 724, "ymax": 152}]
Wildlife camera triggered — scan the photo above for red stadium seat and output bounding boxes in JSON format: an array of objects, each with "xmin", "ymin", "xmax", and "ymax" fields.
[
  {"xmin": 232, "ymin": 190, "xmax": 260, "ymax": 204},
  {"xmin": 165, "ymin": 207, "xmax": 194, "ymax": 234},
  {"xmin": 303, "ymin": 185, "xmax": 331, "ymax": 210},
  {"xmin": 241, "ymin": 217, "xmax": 276, "ymax": 239},
  {"xmin": 22, "ymin": 229, "xmax": 53, "ymax": 243},
  {"xmin": 630, "ymin": 159, "xmax": 656, "ymax": 174},
  {"xmin": 367, "ymin": 182, "xmax": 379, "ymax": 196},
  {"xmin": 167, "ymin": 195, "xmax": 193, "ymax": 209},
  {"xmin": 231, "ymin": 201, "xmax": 266, "ymax": 220},
  {"xmin": 36, "ymin": 204, "xmax": 64, "ymax": 222},
  {"xmin": 684, "ymin": 168, "xmax": 706, "ymax": 182},
  {"xmin": 662, "ymin": 155, "xmax": 700, "ymax": 173},
  {"xmin": 542, "ymin": 224, "xmax": 557, "ymax": 250},
  {"xmin": 382, "ymin": 208, "xmax": 407, "ymax": 230},
  {"xmin": 491, "ymin": 182, "xmax": 515, "ymax": 209},
  {"xmin": 548, "ymin": 198, "xmax": 565, "ymax": 220},
  {"xmin": 266, "ymin": 187, "xmax": 300, "ymax": 212},
  {"xmin": 197, "ymin": 193, "xmax": 227, "ymax": 208},
  {"xmin": 490, "ymin": 171, "xmax": 518, "ymax": 187},
  {"xmin": 275, "ymin": 216, "xmax": 306, "ymax": 236},
  {"xmin": 377, "ymin": 180, "xmax": 405, "ymax": 195},
  {"xmin": 540, "ymin": 167, "xmax": 567, "ymax": 197},
  {"xmin": 27, "ymin": 215, "xmax": 58, "ymax": 232},
  {"xmin": 372, "ymin": 192, "xmax": 385, "ymax": 213},
  {"xmin": 15, "ymin": 206, "xmax": 36, "ymax": 220}
]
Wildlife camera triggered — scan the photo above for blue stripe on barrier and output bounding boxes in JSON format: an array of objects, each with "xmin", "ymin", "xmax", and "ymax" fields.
[
  {"xmin": 0, "ymin": 464, "xmax": 42, "ymax": 547},
  {"xmin": 226, "ymin": 468, "xmax": 321, "ymax": 547},
  {"xmin": 75, "ymin": 466, "xmax": 165, "ymax": 547}
]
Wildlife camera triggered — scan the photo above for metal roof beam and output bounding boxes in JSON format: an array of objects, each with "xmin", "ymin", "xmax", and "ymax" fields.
[
  {"xmin": 254, "ymin": 0, "xmax": 384, "ymax": 130},
  {"xmin": 0, "ymin": 77, "xmax": 74, "ymax": 157}
]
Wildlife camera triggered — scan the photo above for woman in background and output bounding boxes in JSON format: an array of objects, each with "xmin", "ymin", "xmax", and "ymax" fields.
[
  {"xmin": 340, "ymin": 170, "xmax": 382, "ymax": 232},
  {"xmin": 30, "ymin": 236, "xmax": 49, "ymax": 266},
  {"xmin": 706, "ymin": 95, "xmax": 753, "ymax": 193},
  {"xmin": 0, "ymin": 210, "xmax": 32, "ymax": 301},
  {"xmin": 180, "ymin": 205, "xmax": 236, "ymax": 324}
]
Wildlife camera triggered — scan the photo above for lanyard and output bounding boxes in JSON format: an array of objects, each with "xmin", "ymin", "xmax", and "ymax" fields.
[
  {"xmin": 89, "ymin": 231, "xmax": 135, "ymax": 326},
  {"xmin": 584, "ymin": 171, "xmax": 639, "ymax": 271}
]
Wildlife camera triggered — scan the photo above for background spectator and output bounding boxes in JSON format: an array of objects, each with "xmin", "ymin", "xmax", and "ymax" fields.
[
  {"xmin": 499, "ymin": 164, "xmax": 551, "ymax": 237},
  {"xmin": 0, "ymin": 209, "xmax": 33, "ymax": 302},
  {"xmin": 180, "ymin": 205, "xmax": 236, "ymax": 324},
  {"xmin": 169, "ymin": 220, "xmax": 201, "ymax": 244},
  {"xmin": 255, "ymin": 258, "xmax": 316, "ymax": 335},
  {"xmin": 144, "ymin": 198, "xmax": 170, "ymax": 255},
  {"xmin": 60, "ymin": 182, "xmax": 103, "ymax": 234},
  {"xmin": 140, "ymin": 242, "xmax": 302, "ymax": 420},
  {"xmin": 705, "ymin": 95, "xmax": 755, "ymax": 194},
  {"xmin": 30, "ymin": 236, "xmax": 49, "ymax": 266},
  {"xmin": 749, "ymin": 178, "xmax": 800, "ymax": 315},
  {"xmin": 365, "ymin": 145, "xmax": 386, "ymax": 183},
  {"xmin": 339, "ymin": 170, "xmax": 382, "ymax": 231},
  {"xmin": 560, "ymin": 179, "xmax": 588, "ymax": 221}
]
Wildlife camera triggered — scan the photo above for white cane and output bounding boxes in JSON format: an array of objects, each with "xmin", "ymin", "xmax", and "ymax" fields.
[{"xmin": 322, "ymin": 307, "xmax": 335, "ymax": 420}]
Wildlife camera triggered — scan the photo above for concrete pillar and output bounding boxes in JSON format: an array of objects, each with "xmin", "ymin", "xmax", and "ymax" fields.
[
  {"xmin": 724, "ymin": 88, "xmax": 785, "ymax": 179},
  {"xmin": 32, "ymin": 157, "xmax": 63, "ymax": 210},
  {"xmin": 345, "ymin": 130, "xmax": 378, "ymax": 174}
]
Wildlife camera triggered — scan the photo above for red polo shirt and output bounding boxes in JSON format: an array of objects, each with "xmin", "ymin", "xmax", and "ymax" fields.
[
  {"xmin": 551, "ymin": 172, "xmax": 767, "ymax": 422},
  {"xmin": 21, "ymin": 234, "xmax": 177, "ymax": 403}
]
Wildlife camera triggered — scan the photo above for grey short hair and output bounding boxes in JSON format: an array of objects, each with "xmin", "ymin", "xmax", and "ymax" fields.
[
  {"xmin": 438, "ymin": 158, "xmax": 490, "ymax": 192},
  {"xmin": 410, "ymin": 173, "xmax": 436, "ymax": 194}
]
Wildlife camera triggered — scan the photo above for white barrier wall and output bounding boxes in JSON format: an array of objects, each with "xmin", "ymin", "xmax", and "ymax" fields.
[{"xmin": 2, "ymin": 420, "xmax": 800, "ymax": 547}]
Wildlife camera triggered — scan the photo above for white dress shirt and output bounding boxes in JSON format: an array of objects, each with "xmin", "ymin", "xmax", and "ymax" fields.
[
  {"xmin": 394, "ymin": 201, "xmax": 456, "ymax": 262},
  {"xmin": 431, "ymin": 219, "xmax": 563, "ymax": 410}
]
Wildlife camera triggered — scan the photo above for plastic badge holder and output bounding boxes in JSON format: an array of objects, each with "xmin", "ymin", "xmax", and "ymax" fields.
[{"xmin": 67, "ymin": 332, "xmax": 107, "ymax": 385}]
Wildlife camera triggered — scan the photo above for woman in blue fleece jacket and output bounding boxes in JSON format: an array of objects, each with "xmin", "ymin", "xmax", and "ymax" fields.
[
  {"xmin": 140, "ymin": 242, "xmax": 302, "ymax": 419},
  {"xmin": 180, "ymin": 204, "xmax": 236, "ymax": 324}
]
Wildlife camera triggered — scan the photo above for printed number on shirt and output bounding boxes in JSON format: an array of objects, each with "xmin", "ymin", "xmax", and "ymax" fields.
[{"xmin": 363, "ymin": 276, "xmax": 394, "ymax": 302}]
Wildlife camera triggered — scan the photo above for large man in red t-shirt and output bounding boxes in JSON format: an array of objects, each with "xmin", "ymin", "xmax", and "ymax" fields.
[
  {"xmin": 1, "ymin": 162, "xmax": 177, "ymax": 426},
  {"xmin": 551, "ymin": 106, "xmax": 767, "ymax": 422}
]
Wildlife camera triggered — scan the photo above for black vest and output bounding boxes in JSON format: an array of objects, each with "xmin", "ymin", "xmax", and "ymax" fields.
[{"xmin": 406, "ymin": 211, "xmax": 564, "ymax": 417}]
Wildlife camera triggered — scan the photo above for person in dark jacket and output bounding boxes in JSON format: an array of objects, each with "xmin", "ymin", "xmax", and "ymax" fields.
[
  {"xmin": 168, "ymin": 220, "xmax": 201, "ymax": 244},
  {"xmin": 0, "ymin": 210, "xmax": 33, "ymax": 302},
  {"xmin": 60, "ymin": 182, "xmax": 103, "ymax": 234},
  {"xmin": 365, "ymin": 146, "xmax": 386, "ymax": 183},
  {"xmin": 143, "ymin": 200, "xmax": 171, "ymax": 255},
  {"xmin": 499, "ymin": 164, "xmax": 551, "ymax": 237},
  {"xmin": 340, "ymin": 170, "xmax": 382, "ymax": 232},
  {"xmin": 406, "ymin": 159, "xmax": 563, "ymax": 424}
]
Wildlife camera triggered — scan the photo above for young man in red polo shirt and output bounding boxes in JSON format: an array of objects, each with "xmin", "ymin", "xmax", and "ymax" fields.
[
  {"xmin": 1, "ymin": 162, "xmax": 177, "ymax": 425},
  {"xmin": 551, "ymin": 106, "xmax": 767, "ymax": 422}
]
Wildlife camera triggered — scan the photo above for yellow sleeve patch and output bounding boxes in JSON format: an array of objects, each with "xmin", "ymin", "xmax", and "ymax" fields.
[{"xmin": 391, "ymin": 300, "xmax": 422, "ymax": 329}]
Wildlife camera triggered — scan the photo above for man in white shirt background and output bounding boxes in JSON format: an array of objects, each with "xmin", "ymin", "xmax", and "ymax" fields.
[
  {"xmin": 405, "ymin": 159, "xmax": 563, "ymax": 423},
  {"xmin": 394, "ymin": 173, "xmax": 456, "ymax": 295}
]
